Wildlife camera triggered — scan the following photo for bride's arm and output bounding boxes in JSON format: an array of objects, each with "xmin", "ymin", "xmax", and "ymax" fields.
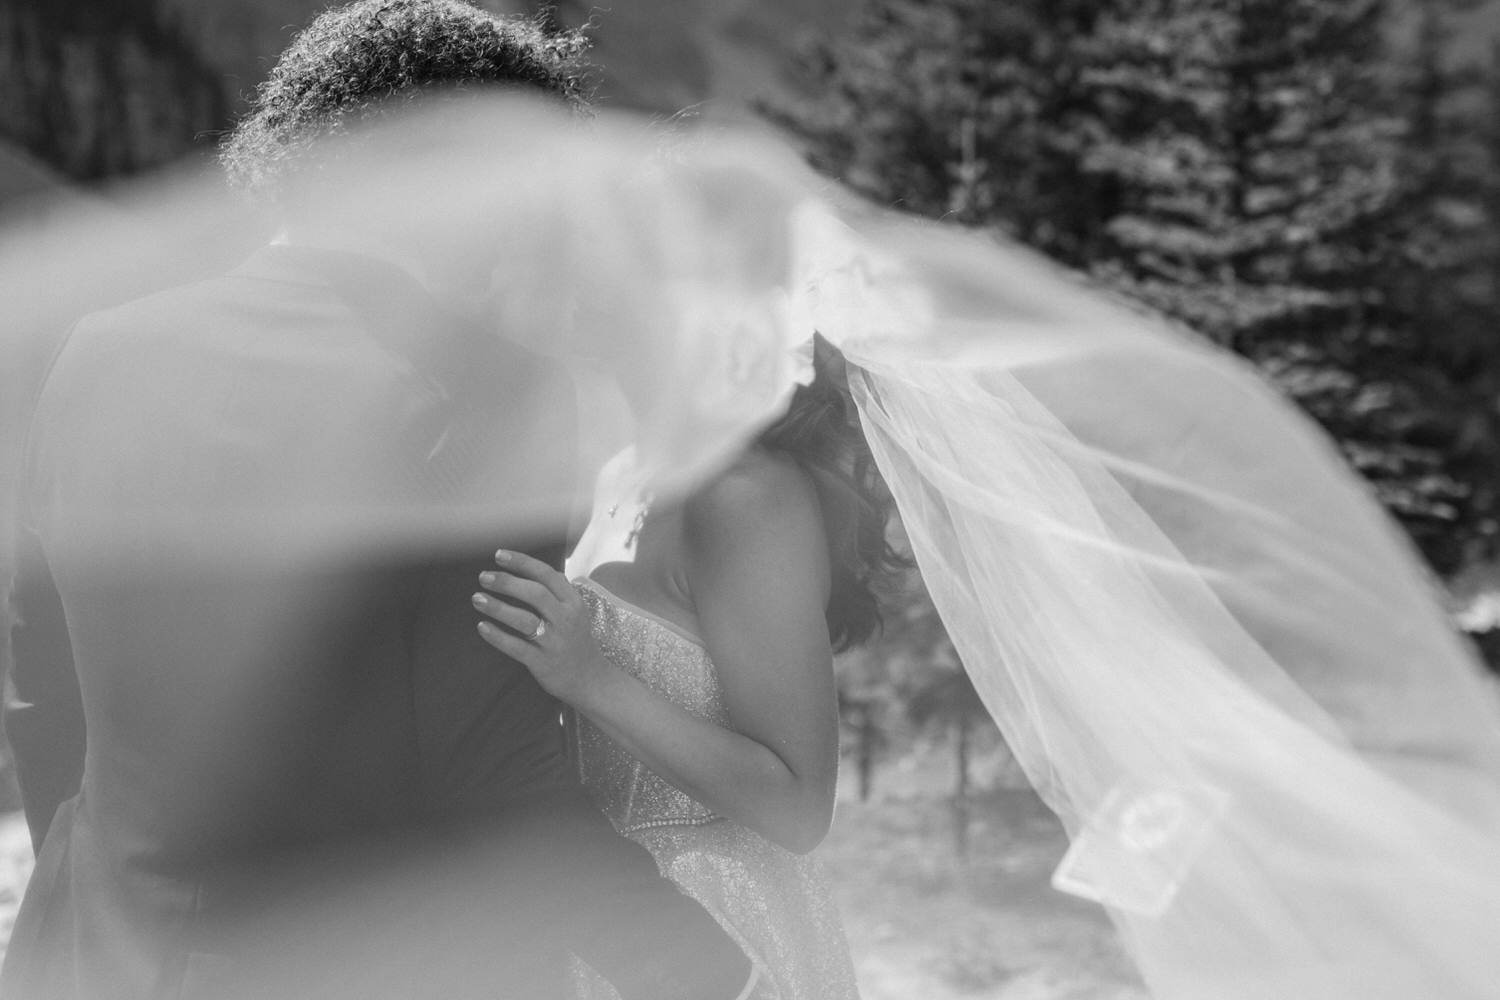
[{"xmin": 473, "ymin": 462, "xmax": 841, "ymax": 854}]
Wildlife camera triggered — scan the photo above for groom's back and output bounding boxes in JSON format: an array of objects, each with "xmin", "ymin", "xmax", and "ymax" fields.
[
  {"xmin": 29, "ymin": 247, "xmax": 574, "ymax": 845},
  {"xmin": 6, "ymin": 247, "xmax": 582, "ymax": 996}
]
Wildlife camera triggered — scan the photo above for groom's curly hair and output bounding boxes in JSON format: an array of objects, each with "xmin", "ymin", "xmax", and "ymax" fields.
[{"xmin": 219, "ymin": 0, "xmax": 591, "ymax": 201}]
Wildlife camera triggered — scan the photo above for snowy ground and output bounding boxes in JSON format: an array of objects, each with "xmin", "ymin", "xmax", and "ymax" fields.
[
  {"xmin": 825, "ymin": 746, "xmax": 1145, "ymax": 1000},
  {"xmin": 0, "ymin": 809, "xmax": 30, "ymax": 969},
  {"xmin": 0, "ymin": 748, "xmax": 1144, "ymax": 998}
]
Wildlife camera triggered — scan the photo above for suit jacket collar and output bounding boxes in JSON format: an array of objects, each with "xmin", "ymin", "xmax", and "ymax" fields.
[
  {"xmin": 230, "ymin": 243, "xmax": 432, "ymax": 301},
  {"xmin": 232, "ymin": 245, "xmax": 508, "ymax": 403}
]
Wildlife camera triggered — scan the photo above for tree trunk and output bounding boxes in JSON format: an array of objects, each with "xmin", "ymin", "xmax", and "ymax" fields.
[
  {"xmin": 952, "ymin": 709, "xmax": 971, "ymax": 860},
  {"xmin": 857, "ymin": 705, "xmax": 876, "ymax": 803}
]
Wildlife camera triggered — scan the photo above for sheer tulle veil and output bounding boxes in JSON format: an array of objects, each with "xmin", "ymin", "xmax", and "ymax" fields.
[
  {"xmin": 5, "ymin": 97, "xmax": 1500, "ymax": 998},
  {"xmin": 804, "ymin": 213, "xmax": 1500, "ymax": 998}
]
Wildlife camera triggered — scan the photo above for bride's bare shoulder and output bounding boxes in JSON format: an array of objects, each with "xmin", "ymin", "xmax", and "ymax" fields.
[{"xmin": 681, "ymin": 448, "xmax": 822, "ymax": 549}]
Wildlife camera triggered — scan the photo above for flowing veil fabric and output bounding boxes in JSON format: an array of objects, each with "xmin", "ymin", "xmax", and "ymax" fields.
[
  {"xmin": 801, "ymin": 212, "xmax": 1500, "ymax": 999},
  {"xmin": 5, "ymin": 98, "xmax": 1500, "ymax": 998},
  {"xmin": 841, "ymin": 339, "xmax": 1500, "ymax": 999}
]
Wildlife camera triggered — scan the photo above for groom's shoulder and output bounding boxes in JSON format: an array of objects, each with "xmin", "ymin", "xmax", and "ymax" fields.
[
  {"xmin": 84, "ymin": 268, "xmax": 264, "ymax": 326},
  {"xmin": 58, "ymin": 264, "xmax": 399, "ymax": 378},
  {"xmin": 58, "ymin": 270, "xmax": 288, "ymax": 363},
  {"xmin": 51, "ymin": 263, "xmax": 577, "ymax": 409},
  {"xmin": 38, "ymin": 276, "xmax": 248, "ymax": 390}
]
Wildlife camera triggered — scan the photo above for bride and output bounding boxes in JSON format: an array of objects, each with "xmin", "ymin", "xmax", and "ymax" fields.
[{"xmin": 472, "ymin": 336, "xmax": 904, "ymax": 998}]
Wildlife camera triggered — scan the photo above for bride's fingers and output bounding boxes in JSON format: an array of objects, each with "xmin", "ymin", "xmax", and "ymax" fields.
[
  {"xmin": 477, "ymin": 568, "xmax": 554, "ymax": 612},
  {"xmin": 470, "ymin": 591, "xmax": 545, "ymax": 637},
  {"xmin": 492, "ymin": 549, "xmax": 573, "ymax": 603},
  {"xmin": 476, "ymin": 620, "xmax": 541, "ymax": 669}
]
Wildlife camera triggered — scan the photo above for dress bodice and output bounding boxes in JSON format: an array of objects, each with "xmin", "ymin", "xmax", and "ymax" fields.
[
  {"xmin": 568, "ymin": 577, "xmax": 860, "ymax": 1000},
  {"xmin": 571, "ymin": 578, "xmax": 726, "ymax": 833}
]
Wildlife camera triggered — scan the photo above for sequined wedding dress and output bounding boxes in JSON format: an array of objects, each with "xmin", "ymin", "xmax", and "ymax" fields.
[{"xmin": 568, "ymin": 577, "xmax": 860, "ymax": 1000}]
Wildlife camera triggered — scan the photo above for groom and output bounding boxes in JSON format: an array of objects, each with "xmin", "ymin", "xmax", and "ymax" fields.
[{"xmin": 2, "ymin": 3, "xmax": 756, "ymax": 998}]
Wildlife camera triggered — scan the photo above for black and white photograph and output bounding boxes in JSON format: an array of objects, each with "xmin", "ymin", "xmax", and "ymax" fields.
[{"xmin": 3, "ymin": 1, "xmax": 1500, "ymax": 998}]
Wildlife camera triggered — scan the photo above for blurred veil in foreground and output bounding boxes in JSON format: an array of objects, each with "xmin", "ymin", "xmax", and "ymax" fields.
[{"xmin": 5, "ymin": 96, "xmax": 1500, "ymax": 999}]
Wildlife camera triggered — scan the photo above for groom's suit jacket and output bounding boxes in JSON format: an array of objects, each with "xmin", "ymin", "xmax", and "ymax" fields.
[{"xmin": 1, "ymin": 246, "xmax": 753, "ymax": 1000}]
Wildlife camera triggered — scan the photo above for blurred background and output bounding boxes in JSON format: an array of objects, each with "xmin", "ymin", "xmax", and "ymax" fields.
[{"xmin": 5, "ymin": 0, "xmax": 1500, "ymax": 996}]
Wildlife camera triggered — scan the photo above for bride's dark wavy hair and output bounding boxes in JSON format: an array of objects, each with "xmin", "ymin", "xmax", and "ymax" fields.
[{"xmin": 758, "ymin": 336, "xmax": 910, "ymax": 652}]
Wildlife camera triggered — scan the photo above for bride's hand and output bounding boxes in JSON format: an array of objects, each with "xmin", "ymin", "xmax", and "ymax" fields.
[{"xmin": 472, "ymin": 549, "xmax": 612, "ymax": 707}]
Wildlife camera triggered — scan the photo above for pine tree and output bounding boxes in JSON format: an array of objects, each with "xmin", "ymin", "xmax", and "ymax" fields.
[
  {"xmin": 1053, "ymin": 0, "xmax": 1498, "ymax": 572},
  {"xmin": 0, "ymin": 0, "xmax": 225, "ymax": 181},
  {"xmin": 1339, "ymin": 0, "xmax": 1500, "ymax": 570},
  {"xmin": 768, "ymin": 0, "xmax": 1119, "ymax": 263},
  {"xmin": 777, "ymin": 0, "xmax": 1500, "ymax": 574},
  {"xmin": 1265, "ymin": 0, "xmax": 1500, "ymax": 572},
  {"xmin": 1077, "ymin": 0, "xmax": 1397, "ymax": 353}
]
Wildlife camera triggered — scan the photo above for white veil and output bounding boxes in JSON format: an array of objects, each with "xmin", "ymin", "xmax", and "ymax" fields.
[
  {"xmin": 5, "ymin": 98, "xmax": 1500, "ymax": 998},
  {"xmin": 797, "ymin": 213, "xmax": 1500, "ymax": 998}
]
